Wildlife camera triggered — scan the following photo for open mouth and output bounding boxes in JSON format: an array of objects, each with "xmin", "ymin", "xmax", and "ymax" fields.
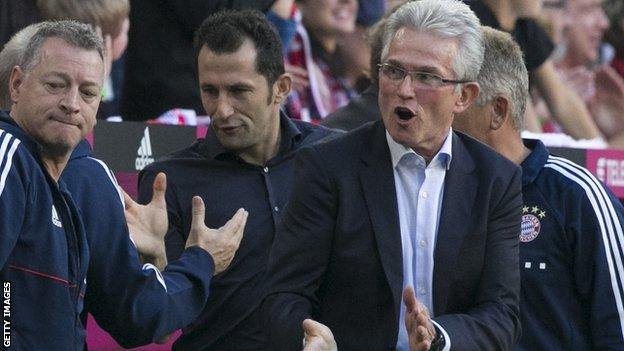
[{"xmin": 395, "ymin": 107, "xmax": 416, "ymax": 121}]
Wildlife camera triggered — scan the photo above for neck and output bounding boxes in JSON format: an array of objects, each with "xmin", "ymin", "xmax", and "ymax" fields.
[
  {"xmin": 41, "ymin": 153, "xmax": 69, "ymax": 182},
  {"xmin": 238, "ymin": 114, "xmax": 282, "ymax": 166},
  {"xmin": 309, "ymin": 29, "xmax": 337, "ymax": 53},
  {"xmin": 491, "ymin": 130, "xmax": 529, "ymax": 165},
  {"xmin": 483, "ymin": 0, "xmax": 518, "ymax": 31}
]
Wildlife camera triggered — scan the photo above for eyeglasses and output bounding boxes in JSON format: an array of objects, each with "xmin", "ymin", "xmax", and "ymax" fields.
[{"xmin": 378, "ymin": 63, "xmax": 472, "ymax": 89}]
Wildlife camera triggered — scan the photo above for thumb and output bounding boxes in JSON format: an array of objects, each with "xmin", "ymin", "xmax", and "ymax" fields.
[
  {"xmin": 122, "ymin": 187, "xmax": 135, "ymax": 211},
  {"xmin": 403, "ymin": 285, "xmax": 417, "ymax": 313},
  {"xmin": 302, "ymin": 319, "xmax": 321, "ymax": 336},
  {"xmin": 191, "ymin": 196, "xmax": 205, "ymax": 230},
  {"xmin": 151, "ymin": 172, "xmax": 167, "ymax": 206}
]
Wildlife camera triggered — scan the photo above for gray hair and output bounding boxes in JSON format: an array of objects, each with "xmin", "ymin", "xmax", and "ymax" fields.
[
  {"xmin": 476, "ymin": 27, "xmax": 528, "ymax": 130},
  {"xmin": 0, "ymin": 23, "xmax": 41, "ymax": 109},
  {"xmin": 381, "ymin": 0, "xmax": 484, "ymax": 81},
  {"xmin": 20, "ymin": 20, "xmax": 104, "ymax": 73}
]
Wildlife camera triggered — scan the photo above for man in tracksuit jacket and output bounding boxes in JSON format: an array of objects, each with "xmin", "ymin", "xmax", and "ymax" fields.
[
  {"xmin": 0, "ymin": 21, "xmax": 247, "ymax": 350},
  {"xmin": 454, "ymin": 27, "xmax": 624, "ymax": 350},
  {"xmin": 62, "ymin": 139, "xmax": 208, "ymax": 347}
]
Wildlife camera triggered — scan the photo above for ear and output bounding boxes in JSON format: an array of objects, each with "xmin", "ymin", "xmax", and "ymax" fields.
[
  {"xmin": 272, "ymin": 73, "xmax": 292, "ymax": 105},
  {"xmin": 453, "ymin": 82, "xmax": 480, "ymax": 114},
  {"xmin": 489, "ymin": 95, "xmax": 511, "ymax": 131},
  {"xmin": 9, "ymin": 66, "xmax": 25, "ymax": 104}
]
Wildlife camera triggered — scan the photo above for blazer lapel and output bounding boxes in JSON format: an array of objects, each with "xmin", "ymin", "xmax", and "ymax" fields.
[
  {"xmin": 359, "ymin": 122, "xmax": 403, "ymax": 317},
  {"xmin": 432, "ymin": 133, "xmax": 477, "ymax": 316}
]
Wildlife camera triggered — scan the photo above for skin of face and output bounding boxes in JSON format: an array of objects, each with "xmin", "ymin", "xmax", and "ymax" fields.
[
  {"xmin": 510, "ymin": 0, "xmax": 544, "ymax": 18},
  {"xmin": 112, "ymin": 17, "xmax": 130, "ymax": 61},
  {"xmin": 198, "ymin": 39, "xmax": 284, "ymax": 164},
  {"xmin": 565, "ymin": 0, "xmax": 609, "ymax": 65},
  {"xmin": 299, "ymin": 0, "xmax": 359, "ymax": 38},
  {"xmin": 9, "ymin": 37, "xmax": 104, "ymax": 158},
  {"xmin": 378, "ymin": 28, "xmax": 477, "ymax": 160}
]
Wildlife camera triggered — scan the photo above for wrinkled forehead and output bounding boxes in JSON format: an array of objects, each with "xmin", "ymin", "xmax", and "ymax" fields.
[{"xmin": 31, "ymin": 38, "xmax": 105, "ymax": 82}]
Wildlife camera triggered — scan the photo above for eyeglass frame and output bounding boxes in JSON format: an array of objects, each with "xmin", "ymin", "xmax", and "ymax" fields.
[{"xmin": 377, "ymin": 63, "xmax": 473, "ymax": 88}]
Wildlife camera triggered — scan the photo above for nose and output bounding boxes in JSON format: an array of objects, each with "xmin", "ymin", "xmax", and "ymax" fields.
[
  {"xmin": 59, "ymin": 87, "xmax": 80, "ymax": 114},
  {"xmin": 396, "ymin": 75, "xmax": 416, "ymax": 100},
  {"xmin": 213, "ymin": 94, "xmax": 234, "ymax": 120},
  {"xmin": 597, "ymin": 8, "xmax": 609, "ymax": 31}
]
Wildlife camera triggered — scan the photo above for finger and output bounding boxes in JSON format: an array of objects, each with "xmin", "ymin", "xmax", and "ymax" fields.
[
  {"xmin": 151, "ymin": 172, "xmax": 167, "ymax": 207},
  {"xmin": 403, "ymin": 285, "xmax": 417, "ymax": 312},
  {"xmin": 191, "ymin": 196, "xmax": 206, "ymax": 230},
  {"xmin": 417, "ymin": 325, "xmax": 432, "ymax": 343},
  {"xmin": 122, "ymin": 188, "xmax": 135, "ymax": 211},
  {"xmin": 220, "ymin": 208, "xmax": 247, "ymax": 239},
  {"xmin": 302, "ymin": 319, "xmax": 318, "ymax": 336},
  {"xmin": 302, "ymin": 319, "xmax": 333, "ymax": 339},
  {"xmin": 415, "ymin": 299, "xmax": 430, "ymax": 318}
]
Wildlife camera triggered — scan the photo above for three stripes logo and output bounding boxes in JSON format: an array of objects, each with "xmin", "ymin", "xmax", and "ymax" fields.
[
  {"xmin": 135, "ymin": 127, "xmax": 155, "ymax": 171},
  {"xmin": 51, "ymin": 205, "xmax": 62, "ymax": 228},
  {"xmin": 0, "ymin": 130, "xmax": 21, "ymax": 200}
]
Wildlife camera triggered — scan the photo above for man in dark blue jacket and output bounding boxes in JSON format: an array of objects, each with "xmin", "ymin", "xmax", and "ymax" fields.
[
  {"xmin": 454, "ymin": 26, "xmax": 624, "ymax": 350},
  {"xmin": 0, "ymin": 20, "xmax": 247, "ymax": 350}
]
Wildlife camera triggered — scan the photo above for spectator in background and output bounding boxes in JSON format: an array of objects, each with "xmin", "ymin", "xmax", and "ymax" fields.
[
  {"xmin": 338, "ymin": 0, "xmax": 385, "ymax": 93},
  {"xmin": 120, "ymin": 0, "xmax": 294, "ymax": 121},
  {"xmin": 0, "ymin": 24, "xmax": 41, "ymax": 109},
  {"xmin": 138, "ymin": 10, "xmax": 334, "ymax": 350},
  {"xmin": 321, "ymin": 9, "xmax": 388, "ymax": 130},
  {"xmin": 35, "ymin": 0, "xmax": 130, "ymax": 120},
  {"xmin": 554, "ymin": 0, "xmax": 624, "ymax": 147},
  {"xmin": 454, "ymin": 26, "xmax": 624, "ymax": 350},
  {"xmin": 463, "ymin": 0, "xmax": 604, "ymax": 141},
  {"xmin": 284, "ymin": 0, "xmax": 359, "ymax": 122},
  {"xmin": 604, "ymin": 0, "xmax": 624, "ymax": 79}
]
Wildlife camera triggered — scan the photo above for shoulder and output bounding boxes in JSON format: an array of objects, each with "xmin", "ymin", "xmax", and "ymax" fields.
[
  {"xmin": 0, "ymin": 128, "xmax": 34, "ymax": 176},
  {"xmin": 142, "ymin": 139, "xmax": 205, "ymax": 174},
  {"xmin": 455, "ymin": 131, "xmax": 520, "ymax": 175},
  {"xmin": 539, "ymin": 155, "xmax": 618, "ymax": 203},
  {"xmin": 293, "ymin": 120, "xmax": 342, "ymax": 147},
  {"xmin": 307, "ymin": 121, "xmax": 377, "ymax": 154}
]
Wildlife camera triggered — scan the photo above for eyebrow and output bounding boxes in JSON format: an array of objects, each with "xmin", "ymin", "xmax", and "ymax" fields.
[
  {"xmin": 43, "ymin": 71, "xmax": 102, "ymax": 88},
  {"xmin": 385, "ymin": 60, "xmax": 445, "ymax": 75}
]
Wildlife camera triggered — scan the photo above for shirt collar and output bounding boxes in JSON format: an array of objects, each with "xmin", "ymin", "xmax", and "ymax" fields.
[
  {"xmin": 386, "ymin": 128, "xmax": 453, "ymax": 170},
  {"xmin": 521, "ymin": 138, "xmax": 549, "ymax": 186},
  {"xmin": 204, "ymin": 110, "xmax": 302, "ymax": 161}
]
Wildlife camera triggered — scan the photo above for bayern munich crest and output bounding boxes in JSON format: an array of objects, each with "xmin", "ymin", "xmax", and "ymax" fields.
[{"xmin": 520, "ymin": 205, "xmax": 546, "ymax": 242}]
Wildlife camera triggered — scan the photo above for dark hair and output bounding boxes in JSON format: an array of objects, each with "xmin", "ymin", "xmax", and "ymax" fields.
[{"xmin": 195, "ymin": 10, "xmax": 284, "ymax": 86}]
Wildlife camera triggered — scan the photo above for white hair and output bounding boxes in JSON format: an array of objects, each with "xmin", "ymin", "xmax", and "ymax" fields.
[{"xmin": 381, "ymin": 0, "xmax": 484, "ymax": 81}]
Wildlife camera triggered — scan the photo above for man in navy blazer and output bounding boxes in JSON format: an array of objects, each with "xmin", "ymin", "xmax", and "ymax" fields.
[{"xmin": 262, "ymin": 1, "xmax": 523, "ymax": 350}]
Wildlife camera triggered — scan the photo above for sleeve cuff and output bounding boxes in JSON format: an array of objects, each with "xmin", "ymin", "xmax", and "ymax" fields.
[{"xmin": 431, "ymin": 319, "xmax": 451, "ymax": 351}]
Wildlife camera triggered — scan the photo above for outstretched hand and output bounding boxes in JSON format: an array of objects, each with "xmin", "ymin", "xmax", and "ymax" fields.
[
  {"xmin": 403, "ymin": 286, "xmax": 437, "ymax": 351},
  {"xmin": 302, "ymin": 319, "xmax": 337, "ymax": 351},
  {"xmin": 123, "ymin": 172, "xmax": 168, "ymax": 269},
  {"xmin": 185, "ymin": 196, "xmax": 247, "ymax": 275}
]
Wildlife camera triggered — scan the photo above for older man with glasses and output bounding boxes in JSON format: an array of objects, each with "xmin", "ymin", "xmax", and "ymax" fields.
[{"xmin": 262, "ymin": 1, "xmax": 523, "ymax": 350}]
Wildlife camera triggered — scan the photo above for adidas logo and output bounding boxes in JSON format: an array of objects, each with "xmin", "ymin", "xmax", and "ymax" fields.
[
  {"xmin": 135, "ymin": 127, "xmax": 155, "ymax": 171},
  {"xmin": 51, "ymin": 205, "xmax": 62, "ymax": 228}
]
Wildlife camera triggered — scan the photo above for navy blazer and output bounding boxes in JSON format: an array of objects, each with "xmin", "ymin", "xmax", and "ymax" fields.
[{"xmin": 262, "ymin": 121, "xmax": 523, "ymax": 350}]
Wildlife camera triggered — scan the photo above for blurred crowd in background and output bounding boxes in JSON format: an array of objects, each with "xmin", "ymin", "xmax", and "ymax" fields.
[{"xmin": 1, "ymin": 0, "xmax": 624, "ymax": 147}]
